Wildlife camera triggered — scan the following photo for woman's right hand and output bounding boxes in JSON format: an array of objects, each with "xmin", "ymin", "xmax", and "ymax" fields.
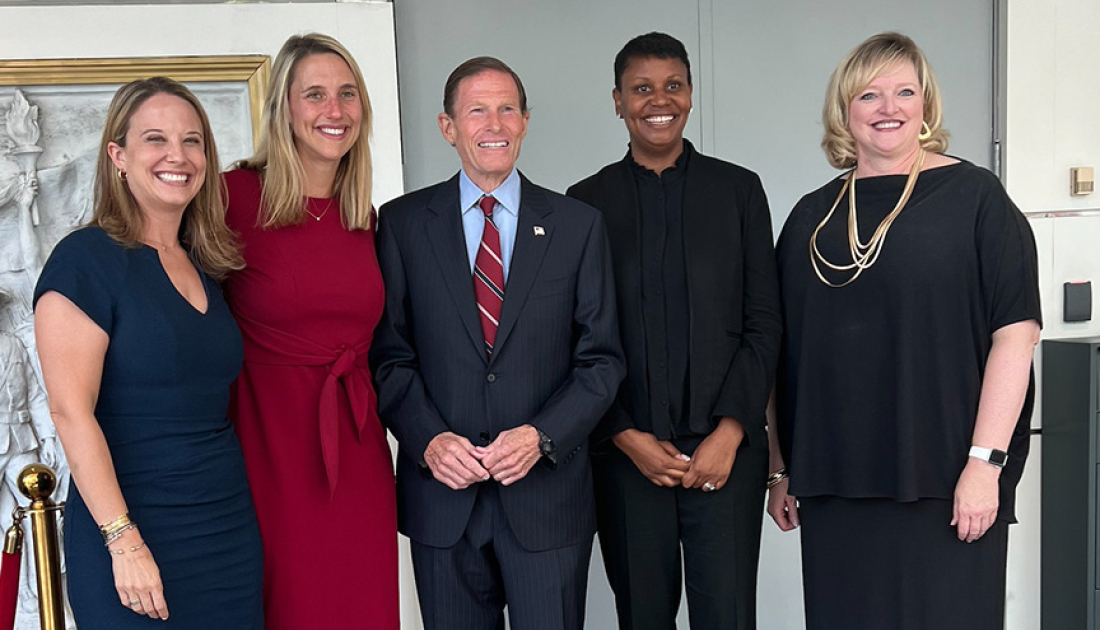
[
  {"xmin": 110, "ymin": 528, "xmax": 169, "ymax": 620},
  {"xmin": 767, "ymin": 477, "xmax": 800, "ymax": 531},
  {"xmin": 612, "ymin": 429, "xmax": 691, "ymax": 487}
]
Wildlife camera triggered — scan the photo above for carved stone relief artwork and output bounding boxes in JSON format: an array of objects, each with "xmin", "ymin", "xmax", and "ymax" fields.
[{"xmin": 1, "ymin": 68, "xmax": 261, "ymax": 629}]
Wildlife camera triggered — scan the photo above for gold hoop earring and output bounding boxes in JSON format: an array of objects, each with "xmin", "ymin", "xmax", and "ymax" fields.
[
  {"xmin": 918, "ymin": 121, "xmax": 932, "ymax": 141},
  {"xmin": 117, "ymin": 169, "xmax": 127, "ymax": 182}
]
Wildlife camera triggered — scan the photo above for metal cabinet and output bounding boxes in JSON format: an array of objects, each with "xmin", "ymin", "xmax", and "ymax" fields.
[{"xmin": 1042, "ymin": 338, "xmax": 1100, "ymax": 629}]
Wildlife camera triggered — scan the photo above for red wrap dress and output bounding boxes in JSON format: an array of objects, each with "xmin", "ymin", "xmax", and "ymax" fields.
[{"xmin": 223, "ymin": 168, "xmax": 398, "ymax": 629}]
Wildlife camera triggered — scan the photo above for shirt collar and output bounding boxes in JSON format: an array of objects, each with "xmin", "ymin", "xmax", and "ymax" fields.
[
  {"xmin": 460, "ymin": 168, "xmax": 521, "ymax": 218},
  {"xmin": 625, "ymin": 138, "xmax": 693, "ymax": 179}
]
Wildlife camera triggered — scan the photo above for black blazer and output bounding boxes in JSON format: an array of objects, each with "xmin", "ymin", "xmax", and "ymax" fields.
[
  {"xmin": 371, "ymin": 173, "xmax": 625, "ymax": 551},
  {"xmin": 567, "ymin": 141, "xmax": 781, "ymax": 446}
]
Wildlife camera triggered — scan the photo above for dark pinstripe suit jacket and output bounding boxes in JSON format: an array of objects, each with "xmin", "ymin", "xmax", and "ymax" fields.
[{"xmin": 371, "ymin": 172, "xmax": 625, "ymax": 551}]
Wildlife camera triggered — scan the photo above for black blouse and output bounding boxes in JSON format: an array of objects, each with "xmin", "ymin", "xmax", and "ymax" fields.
[
  {"xmin": 776, "ymin": 160, "xmax": 1041, "ymax": 522},
  {"xmin": 628, "ymin": 148, "xmax": 695, "ymax": 437}
]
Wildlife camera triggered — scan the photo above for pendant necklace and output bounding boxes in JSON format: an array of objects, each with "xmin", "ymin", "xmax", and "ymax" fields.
[{"xmin": 304, "ymin": 199, "xmax": 335, "ymax": 222}]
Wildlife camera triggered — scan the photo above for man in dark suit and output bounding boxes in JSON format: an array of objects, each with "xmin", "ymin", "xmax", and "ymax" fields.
[{"xmin": 371, "ymin": 57, "xmax": 625, "ymax": 630}]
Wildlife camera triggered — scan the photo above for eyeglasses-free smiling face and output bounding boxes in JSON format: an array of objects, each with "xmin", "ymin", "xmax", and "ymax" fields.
[
  {"xmin": 437, "ymin": 69, "xmax": 530, "ymax": 192},
  {"xmin": 846, "ymin": 60, "xmax": 924, "ymax": 166},
  {"xmin": 287, "ymin": 52, "xmax": 363, "ymax": 178},
  {"xmin": 107, "ymin": 92, "xmax": 206, "ymax": 217},
  {"xmin": 614, "ymin": 56, "xmax": 693, "ymax": 160}
]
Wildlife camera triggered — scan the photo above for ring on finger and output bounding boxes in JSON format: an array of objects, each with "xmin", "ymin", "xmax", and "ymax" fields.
[
  {"xmin": 703, "ymin": 482, "xmax": 716, "ymax": 492},
  {"xmin": 129, "ymin": 600, "xmax": 142, "ymax": 608}
]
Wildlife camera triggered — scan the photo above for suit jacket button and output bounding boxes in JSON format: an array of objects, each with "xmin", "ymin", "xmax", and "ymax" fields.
[
  {"xmin": 486, "ymin": 373, "xmax": 496, "ymax": 383},
  {"xmin": 480, "ymin": 431, "xmax": 491, "ymax": 441}
]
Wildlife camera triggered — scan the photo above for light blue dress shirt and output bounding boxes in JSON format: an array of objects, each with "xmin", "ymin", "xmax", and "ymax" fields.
[{"xmin": 460, "ymin": 168, "xmax": 520, "ymax": 282}]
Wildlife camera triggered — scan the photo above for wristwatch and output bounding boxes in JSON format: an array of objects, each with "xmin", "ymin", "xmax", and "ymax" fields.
[
  {"xmin": 968, "ymin": 445, "xmax": 1008, "ymax": 469},
  {"xmin": 535, "ymin": 427, "xmax": 557, "ymax": 463}
]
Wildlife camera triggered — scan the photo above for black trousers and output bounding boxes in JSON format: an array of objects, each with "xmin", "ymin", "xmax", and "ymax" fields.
[
  {"xmin": 592, "ymin": 436, "xmax": 768, "ymax": 630},
  {"xmin": 410, "ymin": 483, "xmax": 593, "ymax": 630}
]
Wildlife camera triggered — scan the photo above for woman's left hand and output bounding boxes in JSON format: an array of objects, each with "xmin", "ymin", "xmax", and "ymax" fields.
[
  {"xmin": 951, "ymin": 459, "xmax": 1001, "ymax": 542},
  {"xmin": 681, "ymin": 417, "xmax": 744, "ymax": 491}
]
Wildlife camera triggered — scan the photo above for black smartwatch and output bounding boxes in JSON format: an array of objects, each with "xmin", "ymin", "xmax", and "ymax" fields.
[{"xmin": 968, "ymin": 446, "xmax": 1008, "ymax": 469}]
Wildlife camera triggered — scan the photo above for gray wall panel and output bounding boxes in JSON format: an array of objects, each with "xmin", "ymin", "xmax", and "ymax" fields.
[
  {"xmin": 394, "ymin": 0, "xmax": 701, "ymax": 194},
  {"xmin": 708, "ymin": 0, "xmax": 993, "ymax": 235}
]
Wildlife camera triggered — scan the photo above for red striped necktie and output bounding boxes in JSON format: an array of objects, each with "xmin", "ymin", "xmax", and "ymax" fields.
[{"xmin": 473, "ymin": 195, "xmax": 504, "ymax": 357}]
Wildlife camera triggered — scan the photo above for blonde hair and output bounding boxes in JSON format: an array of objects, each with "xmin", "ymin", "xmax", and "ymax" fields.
[
  {"xmin": 93, "ymin": 77, "xmax": 243, "ymax": 280},
  {"xmin": 235, "ymin": 33, "xmax": 374, "ymax": 230},
  {"xmin": 821, "ymin": 31, "xmax": 950, "ymax": 169}
]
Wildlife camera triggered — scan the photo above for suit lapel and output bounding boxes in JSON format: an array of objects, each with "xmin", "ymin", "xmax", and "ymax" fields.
[
  {"xmin": 610, "ymin": 157, "xmax": 642, "ymax": 273},
  {"xmin": 424, "ymin": 175, "xmax": 486, "ymax": 361},
  {"xmin": 680, "ymin": 143, "xmax": 710, "ymax": 299},
  {"xmin": 492, "ymin": 175, "xmax": 553, "ymax": 363}
]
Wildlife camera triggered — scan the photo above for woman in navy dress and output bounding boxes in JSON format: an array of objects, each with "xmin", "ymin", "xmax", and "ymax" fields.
[{"xmin": 34, "ymin": 78, "xmax": 263, "ymax": 628}]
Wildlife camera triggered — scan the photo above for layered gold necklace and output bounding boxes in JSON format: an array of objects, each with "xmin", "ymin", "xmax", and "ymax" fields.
[{"xmin": 809, "ymin": 149, "xmax": 925, "ymax": 288}]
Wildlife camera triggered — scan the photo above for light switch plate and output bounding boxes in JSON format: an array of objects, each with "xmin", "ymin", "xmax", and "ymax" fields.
[{"xmin": 1071, "ymin": 167, "xmax": 1094, "ymax": 196}]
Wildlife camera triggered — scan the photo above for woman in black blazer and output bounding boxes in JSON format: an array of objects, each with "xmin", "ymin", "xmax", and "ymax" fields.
[{"xmin": 567, "ymin": 32, "xmax": 782, "ymax": 630}]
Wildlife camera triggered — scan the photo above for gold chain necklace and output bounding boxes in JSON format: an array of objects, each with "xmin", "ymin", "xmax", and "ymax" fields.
[
  {"xmin": 808, "ymin": 150, "xmax": 925, "ymax": 288},
  {"xmin": 303, "ymin": 199, "xmax": 335, "ymax": 222}
]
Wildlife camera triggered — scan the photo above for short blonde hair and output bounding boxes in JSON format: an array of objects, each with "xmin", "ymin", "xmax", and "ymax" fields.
[
  {"xmin": 236, "ymin": 33, "xmax": 375, "ymax": 230},
  {"xmin": 93, "ymin": 77, "xmax": 243, "ymax": 280},
  {"xmin": 821, "ymin": 32, "xmax": 949, "ymax": 169}
]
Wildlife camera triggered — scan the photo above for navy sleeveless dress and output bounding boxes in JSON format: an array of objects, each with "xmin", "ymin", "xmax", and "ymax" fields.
[{"xmin": 34, "ymin": 227, "xmax": 263, "ymax": 628}]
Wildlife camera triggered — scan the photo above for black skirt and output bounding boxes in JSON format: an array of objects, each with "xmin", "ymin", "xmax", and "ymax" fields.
[{"xmin": 799, "ymin": 496, "xmax": 1008, "ymax": 630}]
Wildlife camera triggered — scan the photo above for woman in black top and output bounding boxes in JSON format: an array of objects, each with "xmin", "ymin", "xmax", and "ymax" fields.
[
  {"xmin": 568, "ymin": 32, "xmax": 782, "ymax": 630},
  {"xmin": 768, "ymin": 32, "xmax": 1040, "ymax": 630}
]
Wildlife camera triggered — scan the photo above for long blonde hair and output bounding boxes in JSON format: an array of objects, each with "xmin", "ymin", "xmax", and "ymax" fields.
[
  {"xmin": 235, "ymin": 33, "xmax": 374, "ymax": 230},
  {"xmin": 821, "ymin": 32, "xmax": 950, "ymax": 170},
  {"xmin": 93, "ymin": 77, "xmax": 243, "ymax": 280}
]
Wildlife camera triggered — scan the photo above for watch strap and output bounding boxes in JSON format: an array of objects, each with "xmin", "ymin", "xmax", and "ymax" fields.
[{"xmin": 968, "ymin": 445, "xmax": 1008, "ymax": 468}]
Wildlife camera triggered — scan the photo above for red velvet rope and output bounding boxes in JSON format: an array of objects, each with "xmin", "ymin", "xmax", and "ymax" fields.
[{"xmin": 0, "ymin": 549, "xmax": 21, "ymax": 630}]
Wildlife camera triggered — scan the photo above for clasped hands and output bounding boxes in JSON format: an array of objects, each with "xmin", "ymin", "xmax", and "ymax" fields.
[
  {"xmin": 613, "ymin": 417, "xmax": 744, "ymax": 491},
  {"xmin": 424, "ymin": 425, "xmax": 542, "ymax": 489}
]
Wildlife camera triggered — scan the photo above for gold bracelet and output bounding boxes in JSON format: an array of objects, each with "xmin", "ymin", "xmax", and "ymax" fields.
[
  {"xmin": 99, "ymin": 513, "xmax": 133, "ymax": 541},
  {"xmin": 104, "ymin": 522, "xmax": 137, "ymax": 546},
  {"xmin": 766, "ymin": 468, "xmax": 788, "ymax": 489},
  {"xmin": 99, "ymin": 514, "xmax": 127, "ymax": 531}
]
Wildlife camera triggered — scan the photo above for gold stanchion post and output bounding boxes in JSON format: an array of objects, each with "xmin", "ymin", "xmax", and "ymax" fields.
[{"xmin": 17, "ymin": 464, "xmax": 64, "ymax": 630}]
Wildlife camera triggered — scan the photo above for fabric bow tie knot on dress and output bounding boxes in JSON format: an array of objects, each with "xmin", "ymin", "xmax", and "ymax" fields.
[{"xmin": 319, "ymin": 345, "xmax": 374, "ymax": 496}]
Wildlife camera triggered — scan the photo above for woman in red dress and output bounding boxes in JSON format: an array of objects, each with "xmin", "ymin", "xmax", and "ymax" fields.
[{"xmin": 222, "ymin": 33, "xmax": 398, "ymax": 629}]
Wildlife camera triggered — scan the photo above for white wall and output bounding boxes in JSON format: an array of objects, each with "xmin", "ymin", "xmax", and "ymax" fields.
[
  {"xmin": 1007, "ymin": 0, "xmax": 1100, "ymax": 628},
  {"xmin": 1006, "ymin": 0, "xmax": 1100, "ymax": 214}
]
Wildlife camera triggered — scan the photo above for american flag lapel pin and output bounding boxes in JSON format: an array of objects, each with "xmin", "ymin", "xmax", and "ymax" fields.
[{"xmin": 533, "ymin": 226, "xmax": 545, "ymax": 236}]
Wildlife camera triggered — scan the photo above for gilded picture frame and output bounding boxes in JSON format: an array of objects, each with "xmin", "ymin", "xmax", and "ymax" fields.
[{"xmin": 0, "ymin": 55, "xmax": 270, "ymax": 149}]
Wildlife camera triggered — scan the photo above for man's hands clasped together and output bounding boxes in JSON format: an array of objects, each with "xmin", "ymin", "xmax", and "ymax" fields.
[{"xmin": 424, "ymin": 425, "xmax": 543, "ymax": 489}]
